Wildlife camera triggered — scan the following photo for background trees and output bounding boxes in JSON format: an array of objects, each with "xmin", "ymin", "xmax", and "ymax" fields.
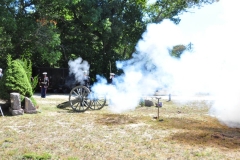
[
  {"xmin": 0, "ymin": 0, "xmax": 218, "ymax": 80},
  {"xmin": 145, "ymin": 0, "xmax": 215, "ymax": 24},
  {"xmin": 170, "ymin": 43, "xmax": 193, "ymax": 58}
]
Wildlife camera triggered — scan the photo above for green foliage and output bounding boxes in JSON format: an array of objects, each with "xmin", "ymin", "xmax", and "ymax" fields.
[
  {"xmin": 0, "ymin": 27, "xmax": 12, "ymax": 53},
  {"xmin": 0, "ymin": 1, "xmax": 14, "ymax": 59},
  {"xmin": 169, "ymin": 43, "xmax": 194, "ymax": 58},
  {"xmin": 0, "ymin": 55, "xmax": 33, "ymax": 100},
  {"xmin": 6, "ymin": 60, "xmax": 33, "ymax": 96},
  {"xmin": 0, "ymin": 81, "xmax": 6, "ymax": 99},
  {"xmin": 35, "ymin": 24, "xmax": 62, "ymax": 66},
  {"xmin": 19, "ymin": 59, "xmax": 32, "ymax": 80},
  {"xmin": 6, "ymin": 54, "xmax": 12, "ymax": 67},
  {"xmin": 30, "ymin": 96, "xmax": 37, "ymax": 106},
  {"xmin": 16, "ymin": 58, "xmax": 37, "ymax": 96},
  {"xmin": 67, "ymin": 157, "xmax": 78, "ymax": 160},
  {"xmin": 54, "ymin": 0, "xmax": 148, "ymax": 78},
  {"xmin": 31, "ymin": 76, "xmax": 39, "ymax": 94},
  {"xmin": 0, "ymin": 55, "xmax": 11, "ymax": 100},
  {"xmin": 0, "ymin": 0, "xmax": 218, "ymax": 75},
  {"xmin": 170, "ymin": 44, "xmax": 187, "ymax": 58},
  {"xmin": 22, "ymin": 152, "xmax": 52, "ymax": 160},
  {"xmin": 18, "ymin": 58, "xmax": 39, "ymax": 93},
  {"xmin": 146, "ymin": 0, "xmax": 216, "ymax": 24}
]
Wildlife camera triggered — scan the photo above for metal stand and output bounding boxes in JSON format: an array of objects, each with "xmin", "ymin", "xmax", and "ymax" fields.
[
  {"xmin": 168, "ymin": 94, "xmax": 171, "ymax": 101},
  {"xmin": 155, "ymin": 97, "xmax": 163, "ymax": 121}
]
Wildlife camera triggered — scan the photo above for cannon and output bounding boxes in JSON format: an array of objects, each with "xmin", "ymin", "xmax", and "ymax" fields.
[{"xmin": 68, "ymin": 77, "xmax": 106, "ymax": 112}]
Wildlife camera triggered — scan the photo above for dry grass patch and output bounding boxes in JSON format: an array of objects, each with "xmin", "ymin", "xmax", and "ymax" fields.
[{"xmin": 96, "ymin": 114, "xmax": 139, "ymax": 125}]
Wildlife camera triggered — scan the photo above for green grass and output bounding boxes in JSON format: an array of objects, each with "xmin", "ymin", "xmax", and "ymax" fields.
[
  {"xmin": 0, "ymin": 96, "xmax": 240, "ymax": 160},
  {"xmin": 22, "ymin": 152, "xmax": 52, "ymax": 160}
]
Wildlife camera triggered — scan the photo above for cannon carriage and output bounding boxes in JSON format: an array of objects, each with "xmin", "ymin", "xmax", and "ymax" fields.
[{"xmin": 68, "ymin": 76, "xmax": 106, "ymax": 112}]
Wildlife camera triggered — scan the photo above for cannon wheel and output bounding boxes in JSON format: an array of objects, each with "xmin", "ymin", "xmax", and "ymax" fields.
[
  {"xmin": 89, "ymin": 93, "xmax": 106, "ymax": 110},
  {"xmin": 69, "ymin": 86, "xmax": 91, "ymax": 112}
]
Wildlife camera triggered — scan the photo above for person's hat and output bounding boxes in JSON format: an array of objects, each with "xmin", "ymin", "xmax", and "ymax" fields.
[
  {"xmin": 0, "ymin": 68, "xmax": 2, "ymax": 71},
  {"xmin": 110, "ymin": 73, "xmax": 115, "ymax": 76},
  {"xmin": 42, "ymin": 72, "xmax": 47, "ymax": 75}
]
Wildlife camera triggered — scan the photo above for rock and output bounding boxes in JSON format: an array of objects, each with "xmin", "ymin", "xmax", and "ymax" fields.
[
  {"xmin": 9, "ymin": 108, "xmax": 24, "ymax": 116},
  {"xmin": 10, "ymin": 93, "xmax": 23, "ymax": 116},
  {"xmin": 24, "ymin": 97, "xmax": 37, "ymax": 114},
  {"xmin": 144, "ymin": 99, "xmax": 154, "ymax": 107},
  {"xmin": 10, "ymin": 93, "xmax": 21, "ymax": 110}
]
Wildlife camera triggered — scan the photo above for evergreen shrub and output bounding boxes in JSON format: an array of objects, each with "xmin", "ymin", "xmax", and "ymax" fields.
[{"xmin": 0, "ymin": 55, "xmax": 34, "ymax": 103}]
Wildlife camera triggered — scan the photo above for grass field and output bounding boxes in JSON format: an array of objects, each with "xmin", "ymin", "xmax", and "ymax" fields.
[{"xmin": 0, "ymin": 95, "xmax": 240, "ymax": 160}]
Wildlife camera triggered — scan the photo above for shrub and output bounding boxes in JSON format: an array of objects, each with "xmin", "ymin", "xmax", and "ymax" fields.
[
  {"xmin": 18, "ymin": 58, "xmax": 38, "ymax": 93},
  {"xmin": 0, "ymin": 55, "xmax": 33, "ymax": 101}
]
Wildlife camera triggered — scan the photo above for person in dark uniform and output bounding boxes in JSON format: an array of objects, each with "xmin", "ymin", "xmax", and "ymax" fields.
[
  {"xmin": 83, "ymin": 71, "xmax": 90, "ymax": 88},
  {"xmin": 108, "ymin": 73, "xmax": 115, "ymax": 84},
  {"xmin": 39, "ymin": 72, "xmax": 49, "ymax": 98}
]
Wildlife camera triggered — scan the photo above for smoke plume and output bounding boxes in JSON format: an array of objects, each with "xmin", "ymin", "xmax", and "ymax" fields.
[
  {"xmin": 69, "ymin": 0, "xmax": 240, "ymax": 128},
  {"xmin": 68, "ymin": 57, "xmax": 90, "ymax": 84}
]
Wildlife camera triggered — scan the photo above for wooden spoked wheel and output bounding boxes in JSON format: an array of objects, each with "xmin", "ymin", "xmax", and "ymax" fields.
[
  {"xmin": 69, "ymin": 86, "xmax": 91, "ymax": 112},
  {"xmin": 89, "ymin": 93, "xmax": 106, "ymax": 110}
]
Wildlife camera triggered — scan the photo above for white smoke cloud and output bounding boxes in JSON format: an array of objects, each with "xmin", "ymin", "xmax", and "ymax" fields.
[
  {"xmin": 68, "ymin": 57, "xmax": 90, "ymax": 83},
  {"xmin": 69, "ymin": 0, "xmax": 240, "ymax": 127},
  {"xmin": 176, "ymin": 0, "xmax": 240, "ymax": 127},
  {"xmin": 91, "ymin": 21, "xmax": 188, "ymax": 113}
]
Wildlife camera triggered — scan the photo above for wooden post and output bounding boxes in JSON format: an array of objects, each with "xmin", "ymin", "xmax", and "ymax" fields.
[{"xmin": 155, "ymin": 97, "xmax": 162, "ymax": 120}]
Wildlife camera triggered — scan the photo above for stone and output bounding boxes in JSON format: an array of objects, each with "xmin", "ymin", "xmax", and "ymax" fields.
[
  {"xmin": 9, "ymin": 108, "xmax": 24, "ymax": 116},
  {"xmin": 24, "ymin": 97, "xmax": 37, "ymax": 114},
  {"xmin": 10, "ymin": 93, "xmax": 21, "ymax": 110},
  {"xmin": 144, "ymin": 99, "xmax": 154, "ymax": 107},
  {"xmin": 9, "ymin": 93, "xmax": 24, "ymax": 116}
]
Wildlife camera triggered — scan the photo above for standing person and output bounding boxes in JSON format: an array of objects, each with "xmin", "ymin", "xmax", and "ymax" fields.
[
  {"xmin": 39, "ymin": 72, "xmax": 49, "ymax": 98},
  {"xmin": 83, "ymin": 71, "xmax": 90, "ymax": 88},
  {"xmin": 108, "ymin": 73, "xmax": 115, "ymax": 84},
  {"xmin": 0, "ymin": 68, "xmax": 3, "ymax": 79}
]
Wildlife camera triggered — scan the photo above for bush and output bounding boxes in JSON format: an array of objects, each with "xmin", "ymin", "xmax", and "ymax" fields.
[
  {"xmin": 19, "ymin": 58, "xmax": 38, "ymax": 93},
  {"xmin": 0, "ymin": 55, "xmax": 34, "ymax": 101}
]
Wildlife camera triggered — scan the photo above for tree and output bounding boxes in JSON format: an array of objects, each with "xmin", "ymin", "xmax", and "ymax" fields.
[
  {"xmin": 169, "ymin": 43, "xmax": 194, "ymax": 58},
  {"xmin": 0, "ymin": 0, "xmax": 15, "ymax": 69},
  {"xmin": 146, "ymin": 0, "xmax": 217, "ymax": 24},
  {"xmin": 39, "ymin": 0, "xmax": 148, "ymax": 79},
  {"xmin": 52, "ymin": 0, "xmax": 217, "ymax": 78},
  {"xmin": 0, "ymin": 0, "xmax": 218, "ymax": 76},
  {"xmin": 170, "ymin": 45, "xmax": 187, "ymax": 58},
  {"xmin": 34, "ymin": 19, "xmax": 62, "ymax": 66},
  {"xmin": 0, "ymin": 0, "xmax": 62, "ymax": 68}
]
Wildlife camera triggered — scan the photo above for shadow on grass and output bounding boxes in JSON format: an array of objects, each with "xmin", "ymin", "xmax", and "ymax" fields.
[
  {"xmin": 57, "ymin": 101, "xmax": 71, "ymax": 109},
  {"xmin": 153, "ymin": 117, "xmax": 240, "ymax": 149},
  {"xmin": 56, "ymin": 101, "xmax": 77, "ymax": 113},
  {"xmin": 56, "ymin": 101, "xmax": 93, "ymax": 113}
]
